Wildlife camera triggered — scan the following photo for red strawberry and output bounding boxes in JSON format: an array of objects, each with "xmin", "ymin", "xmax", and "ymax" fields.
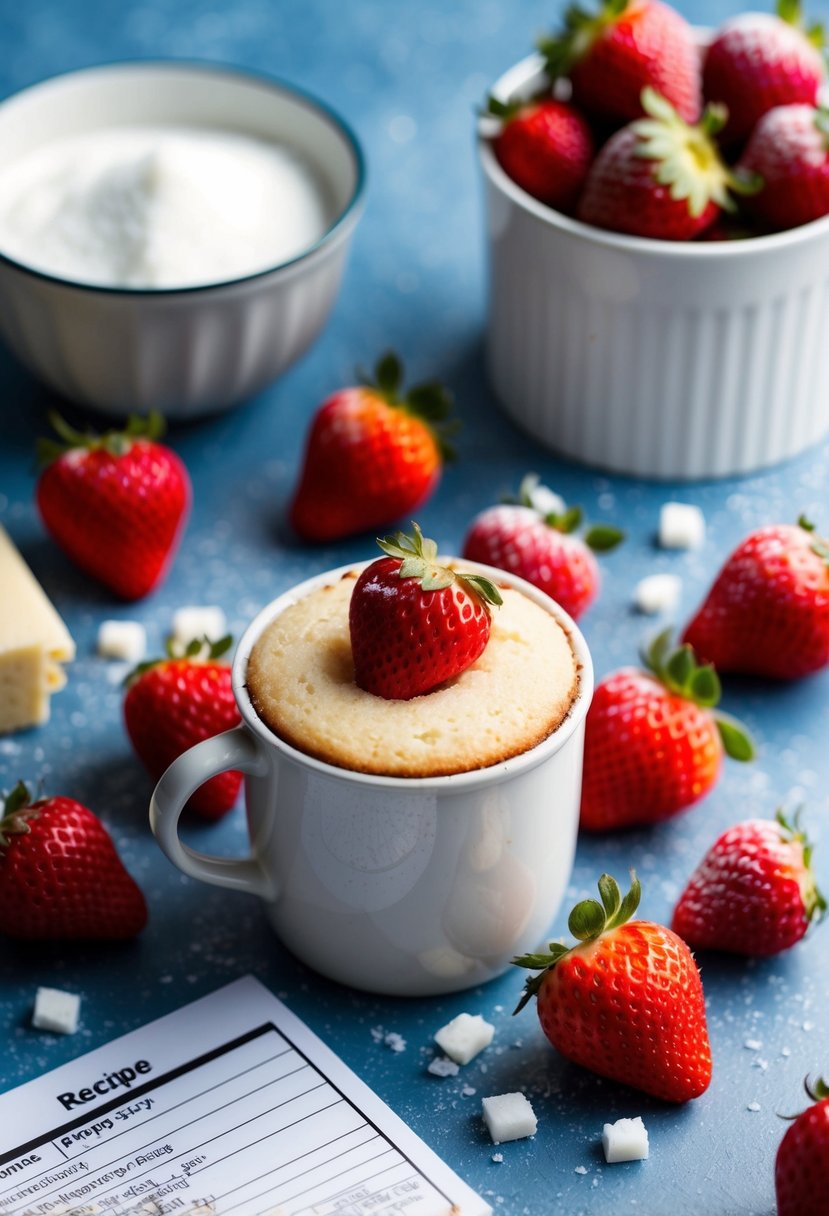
[
  {"xmin": 124, "ymin": 636, "xmax": 241, "ymax": 820},
  {"xmin": 36, "ymin": 411, "xmax": 190, "ymax": 601},
  {"xmin": 682, "ymin": 518, "xmax": 829, "ymax": 680},
  {"xmin": 738, "ymin": 104, "xmax": 829, "ymax": 231},
  {"xmin": 514, "ymin": 872, "xmax": 712, "ymax": 1103},
  {"xmin": 672, "ymin": 812, "xmax": 826, "ymax": 955},
  {"xmin": 461, "ymin": 474, "xmax": 623, "ymax": 620},
  {"xmin": 577, "ymin": 88, "xmax": 751, "ymax": 240},
  {"xmin": 486, "ymin": 95, "xmax": 594, "ymax": 212},
  {"xmin": 349, "ymin": 524, "xmax": 503, "ymax": 700},
  {"xmin": 703, "ymin": 0, "xmax": 825, "ymax": 147},
  {"xmin": 580, "ymin": 630, "xmax": 754, "ymax": 832},
  {"xmin": 289, "ymin": 353, "xmax": 456, "ymax": 543},
  {"xmin": 0, "ymin": 782, "xmax": 146, "ymax": 940},
  {"xmin": 776, "ymin": 1077, "xmax": 829, "ymax": 1216},
  {"xmin": 538, "ymin": 0, "xmax": 701, "ymax": 125}
]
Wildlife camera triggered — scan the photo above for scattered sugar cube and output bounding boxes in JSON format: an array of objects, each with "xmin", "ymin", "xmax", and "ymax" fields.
[
  {"xmin": 658, "ymin": 502, "xmax": 706, "ymax": 550},
  {"xmin": 97, "ymin": 620, "xmax": 146, "ymax": 663},
  {"xmin": 171, "ymin": 606, "xmax": 227, "ymax": 647},
  {"xmin": 747, "ymin": 1102, "xmax": 761, "ymax": 1112},
  {"xmin": 633, "ymin": 573, "xmax": 682, "ymax": 616},
  {"xmin": 427, "ymin": 1056, "xmax": 460, "ymax": 1078},
  {"xmin": 434, "ymin": 1012, "xmax": 494, "ymax": 1065},
  {"xmin": 384, "ymin": 1032, "xmax": 406, "ymax": 1053},
  {"xmin": 575, "ymin": 1165, "xmax": 589, "ymax": 1175},
  {"xmin": 482, "ymin": 1092, "xmax": 537, "ymax": 1144},
  {"xmin": 602, "ymin": 1116, "xmax": 649, "ymax": 1163},
  {"xmin": 491, "ymin": 1153, "xmax": 503, "ymax": 1164},
  {"xmin": 744, "ymin": 1038, "xmax": 763, "ymax": 1051},
  {"xmin": 32, "ymin": 987, "xmax": 81, "ymax": 1035},
  {"xmin": 527, "ymin": 481, "xmax": 566, "ymax": 519}
]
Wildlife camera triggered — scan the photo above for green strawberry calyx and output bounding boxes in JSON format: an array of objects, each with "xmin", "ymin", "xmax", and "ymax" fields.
[
  {"xmin": 377, "ymin": 523, "xmax": 503, "ymax": 611},
  {"xmin": 798, "ymin": 514, "xmax": 829, "ymax": 567},
  {"xmin": 643, "ymin": 628, "xmax": 755, "ymax": 762},
  {"xmin": 781, "ymin": 1074, "xmax": 829, "ymax": 1119},
  {"xmin": 776, "ymin": 0, "xmax": 824, "ymax": 48},
  {"xmin": 815, "ymin": 107, "xmax": 829, "ymax": 148},
  {"xmin": 509, "ymin": 473, "xmax": 625, "ymax": 552},
  {"xmin": 124, "ymin": 635, "xmax": 233, "ymax": 688},
  {"xmin": 538, "ymin": 0, "xmax": 632, "ymax": 81},
  {"xmin": 0, "ymin": 781, "xmax": 42, "ymax": 849},
  {"xmin": 36, "ymin": 410, "xmax": 167, "ymax": 469},
  {"xmin": 776, "ymin": 808, "xmax": 827, "ymax": 925},
  {"xmin": 513, "ymin": 871, "xmax": 641, "ymax": 1013},
  {"xmin": 356, "ymin": 351, "xmax": 460, "ymax": 462},
  {"xmin": 633, "ymin": 88, "xmax": 762, "ymax": 218}
]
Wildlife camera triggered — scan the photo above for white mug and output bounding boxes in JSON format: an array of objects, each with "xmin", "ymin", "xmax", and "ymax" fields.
[{"xmin": 149, "ymin": 561, "xmax": 594, "ymax": 996}]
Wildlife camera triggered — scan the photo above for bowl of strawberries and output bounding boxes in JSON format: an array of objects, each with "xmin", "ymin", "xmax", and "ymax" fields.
[{"xmin": 478, "ymin": 0, "xmax": 829, "ymax": 480}]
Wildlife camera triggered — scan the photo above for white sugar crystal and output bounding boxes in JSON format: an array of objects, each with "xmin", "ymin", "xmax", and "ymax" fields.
[
  {"xmin": 575, "ymin": 1165, "xmax": 589, "ymax": 1175},
  {"xmin": 491, "ymin": 1152, "xmax": 503, "ymax": 1164},
  {"xmin": 744, "ymin": 1038, "xmax": 763, "ymax": 1051},
  {"xmin": 747, "ymin": 1102, "xmax": 761, "ymax": 1112},
  {"xmin": 427, "ymin": 1056, "xmax": 460, "ymax": 1078},
  {"xmin": 658, "ymin": 502, "xmax": 706, "ymax": 550},
  {"xmin": 384, "ymin": 1032, "xmax": 406, "ymax": 1053},
  {"xmin": 97, "ymin": 620, "xmax": 146, "ymax": 662},
  {"xmin": 482, "ymin": 1092, "xmax": 537, "ymax": 1144},
  {"xmin": 633, "ymin": 573, "xmax": 682, "ymax": 615},
  {"xmin": 602, "ymin": 1116, "xmax": 649, "ymax": 1163},
  {"xmin": 171, "ymin": 605, "xmax": 227, "ymax": 647},
  {"xmin": 32, "ymin": 987, "xmax": 81, "ymax": 1035},
  {"xmin": 434, "ymin": 1012, "xmax": 494, "ymax": 1065}
]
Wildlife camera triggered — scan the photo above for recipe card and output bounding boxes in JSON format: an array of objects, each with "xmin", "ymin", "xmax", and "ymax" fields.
[{"xmin": 0, "ymin": 976, "xmax": 490, "ymax": 1216}]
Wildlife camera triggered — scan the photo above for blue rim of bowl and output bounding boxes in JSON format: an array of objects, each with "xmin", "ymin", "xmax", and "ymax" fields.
[
  {"xmin": 480, "ymin": 53, "xmax": 829, "ymax": 258},
  {"xmin": 0, "ymin": 59, "xmax": 367, "ymax": 295}
]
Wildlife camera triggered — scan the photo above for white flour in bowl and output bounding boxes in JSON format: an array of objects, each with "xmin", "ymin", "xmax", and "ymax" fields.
[{"xmin": 0, "ymin": 126, "xmax": 332, "ymax": 288}]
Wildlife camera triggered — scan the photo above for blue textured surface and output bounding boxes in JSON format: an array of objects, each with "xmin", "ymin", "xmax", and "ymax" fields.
[{"xmin": 1, "ymin": 2, "xmax": 828, "ymax": 1213}]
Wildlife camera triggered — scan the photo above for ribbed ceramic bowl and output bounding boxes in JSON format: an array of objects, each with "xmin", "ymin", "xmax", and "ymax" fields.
[
  {"xmin": 0, "ymin": 63, "xmax": 365, "ymax": 419},
  {"xmin": 479, "ymin": 54, "xmax": 829, "ymax": 480}
]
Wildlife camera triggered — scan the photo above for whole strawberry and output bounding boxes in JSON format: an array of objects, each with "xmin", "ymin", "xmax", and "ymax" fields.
[
  {"xmin": 682, "ymin": 518, "xmax": 829, "ymax": 680},
  {"xmin": 672, "ymin": 812, "xmax": 825, "ymax": 955},
  {"xmin": 0, "ymin": 782, "xmax": 146, "ymax": 940},
  {"xmin": 776, "ymin": 1077, "xmax": 829, "ymax": 1216},
  {"xmin": 514, "ymin": 872, "xmax": 712, "ymax": 1103},
  {"xmin": 538, "ymin": 0, "xmax": 701, "ymax": 125},
  {"xmin": 462, "ymin": 474, "xmax": 623, "ymax": 620},
  {"xmin": 703, "ymin": 0, "xmax": 825, "ymax": 147},
  {"xmin": 289, "ymin": 353, "xmax": 456, "ymax": 543},
  {"xmin": 580, "ymin": 630, "xmax": 754, "ymax": 832},
  {"xmin": 36, "ymin": 411, "xmax": 190, "ymax": 601},
  {"xmin": 124, "ymin": 636, "xmax": 241, "ymax": 819},
  {"xmin": 739, "ymin": 104, "xmax": 829, "ymax": 231},
  {"xmin": 485, "ymin": 95, "xmax": 594, "ymax": 212},
  {"xmin": 349, "ymin": 524, "xmax": 502, "ymax": 700},
  {"xmin": 577, "ymin": 88, "xmax": 751, "ymax": 240}
]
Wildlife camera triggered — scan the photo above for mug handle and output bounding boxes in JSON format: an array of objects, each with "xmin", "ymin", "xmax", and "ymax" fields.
[{"xmin": 149, "ymin": 725, "xmax": 277, "ymax": 901}]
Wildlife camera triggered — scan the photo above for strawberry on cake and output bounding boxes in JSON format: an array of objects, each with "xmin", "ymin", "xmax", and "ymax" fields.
[{"xmin": 246, "ymin": 527, "xmax": 579, "ymax": 778}]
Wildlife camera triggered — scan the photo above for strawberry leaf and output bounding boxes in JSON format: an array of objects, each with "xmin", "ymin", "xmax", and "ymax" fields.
[
  {"xmin": 2, "ymin": 781, "xmax": 31, "ymax": 818},
  {"xmin": 665, "ymin": 644, "xmax": 695, "ymax": 693},
  {"xmin": 715, "ymin": 713, "xmax": 755, "ymax": 762},
  {"xmin": 584, "ymin": 524, "xmax": 625, "ymax": 552},
  {"xmin": 406, "ymin": 382, "xmax": 454, "ymax": 422},
  {"xmin": 457, "ymin": 573, "xmax": 504, "ymax": 609},
  {"xmin": 375, "ymin": 351, "xmax": 403, "ymax": 398},
  {"xmin": 611, "ymin": 871, "xmax": 642, "ymax": 928},
  {"xmin": 36, "ymin": 409, "xmax": 166, "ymax": 469},
  {"xmin": 598, "ymin": 872, "xmax": 621, "ymax": 920},
  {"xmin": 568, "ymin": 897, "xmax": 606, "ymax": 941},
  {"xmin": 547, "ymin": 506, "xmax": 583, "ymax": 534},
  {"xmin": 689, "ymin": 664, "xmax": 721, "ymax": 707}
]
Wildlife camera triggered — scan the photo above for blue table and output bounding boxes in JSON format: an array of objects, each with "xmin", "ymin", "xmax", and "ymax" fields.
[{"xmin": 1, "ymin": 2, "xmax": 827, "ymax": 1212}]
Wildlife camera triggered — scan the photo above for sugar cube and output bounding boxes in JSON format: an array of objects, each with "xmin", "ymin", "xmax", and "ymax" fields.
[
  {"xmin": 434, "ymin": 1012, "xmax": 494, "ymax": 1065},
  {"xmin": 482, "ymin": 1092, "xmax": 537, "ymax": 1144},
  {"xmin": 32, "ymin": 987, "xmax": 81, "ymax": 1035},
  {"xmin": 97, "ymin": 620, "xmax": 147, "ymax": 663},
  {"xmin": 171, "ymin": 606, "xmax": 227, "ymax": 647},
  {"xmin": 602, "ymin": 1116, "xmax": 649, "ymax": 1163},
  {"xmin": 633, "ymin": 573, "xmax": 682, "ymax": 615},
  {"xmin": 658, "ymin": 502, "xmax": 706, "ymax": 550}
]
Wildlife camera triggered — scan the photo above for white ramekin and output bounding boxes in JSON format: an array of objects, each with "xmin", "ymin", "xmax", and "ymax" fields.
[
  {"xmin": 479, "ymin": 55, "xmax": 829, "ymax": 481},
  {"xmin": 0, "ymin": 63, "xmax": 365, "ymax": 419}
]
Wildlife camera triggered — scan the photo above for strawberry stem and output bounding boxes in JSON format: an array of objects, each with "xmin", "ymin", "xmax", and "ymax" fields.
[
  {"xmin": 355, "ymin": 352, "xmax": 459, "ymax": 462},
  {"xmin": 377, "ymin": 524, "xmax": 503, "ymax": 609},
  {"xmin": 36, "ymin": 410, "xmax": 166, "ymax": 469},
  {"xmin": 513, "ymin": 871, "xmax": 640, "ymax": 1013}
]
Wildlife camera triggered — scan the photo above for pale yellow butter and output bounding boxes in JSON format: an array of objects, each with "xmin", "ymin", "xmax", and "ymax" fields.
[{"xmin": 0, "ymin": 525, "xmax": 75, "ymax": 733}]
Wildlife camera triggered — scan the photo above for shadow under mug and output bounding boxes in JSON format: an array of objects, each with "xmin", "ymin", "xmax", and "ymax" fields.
[{"xmin": 149, "ymin": 561, "xmax": 594, "ymax": 996}]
